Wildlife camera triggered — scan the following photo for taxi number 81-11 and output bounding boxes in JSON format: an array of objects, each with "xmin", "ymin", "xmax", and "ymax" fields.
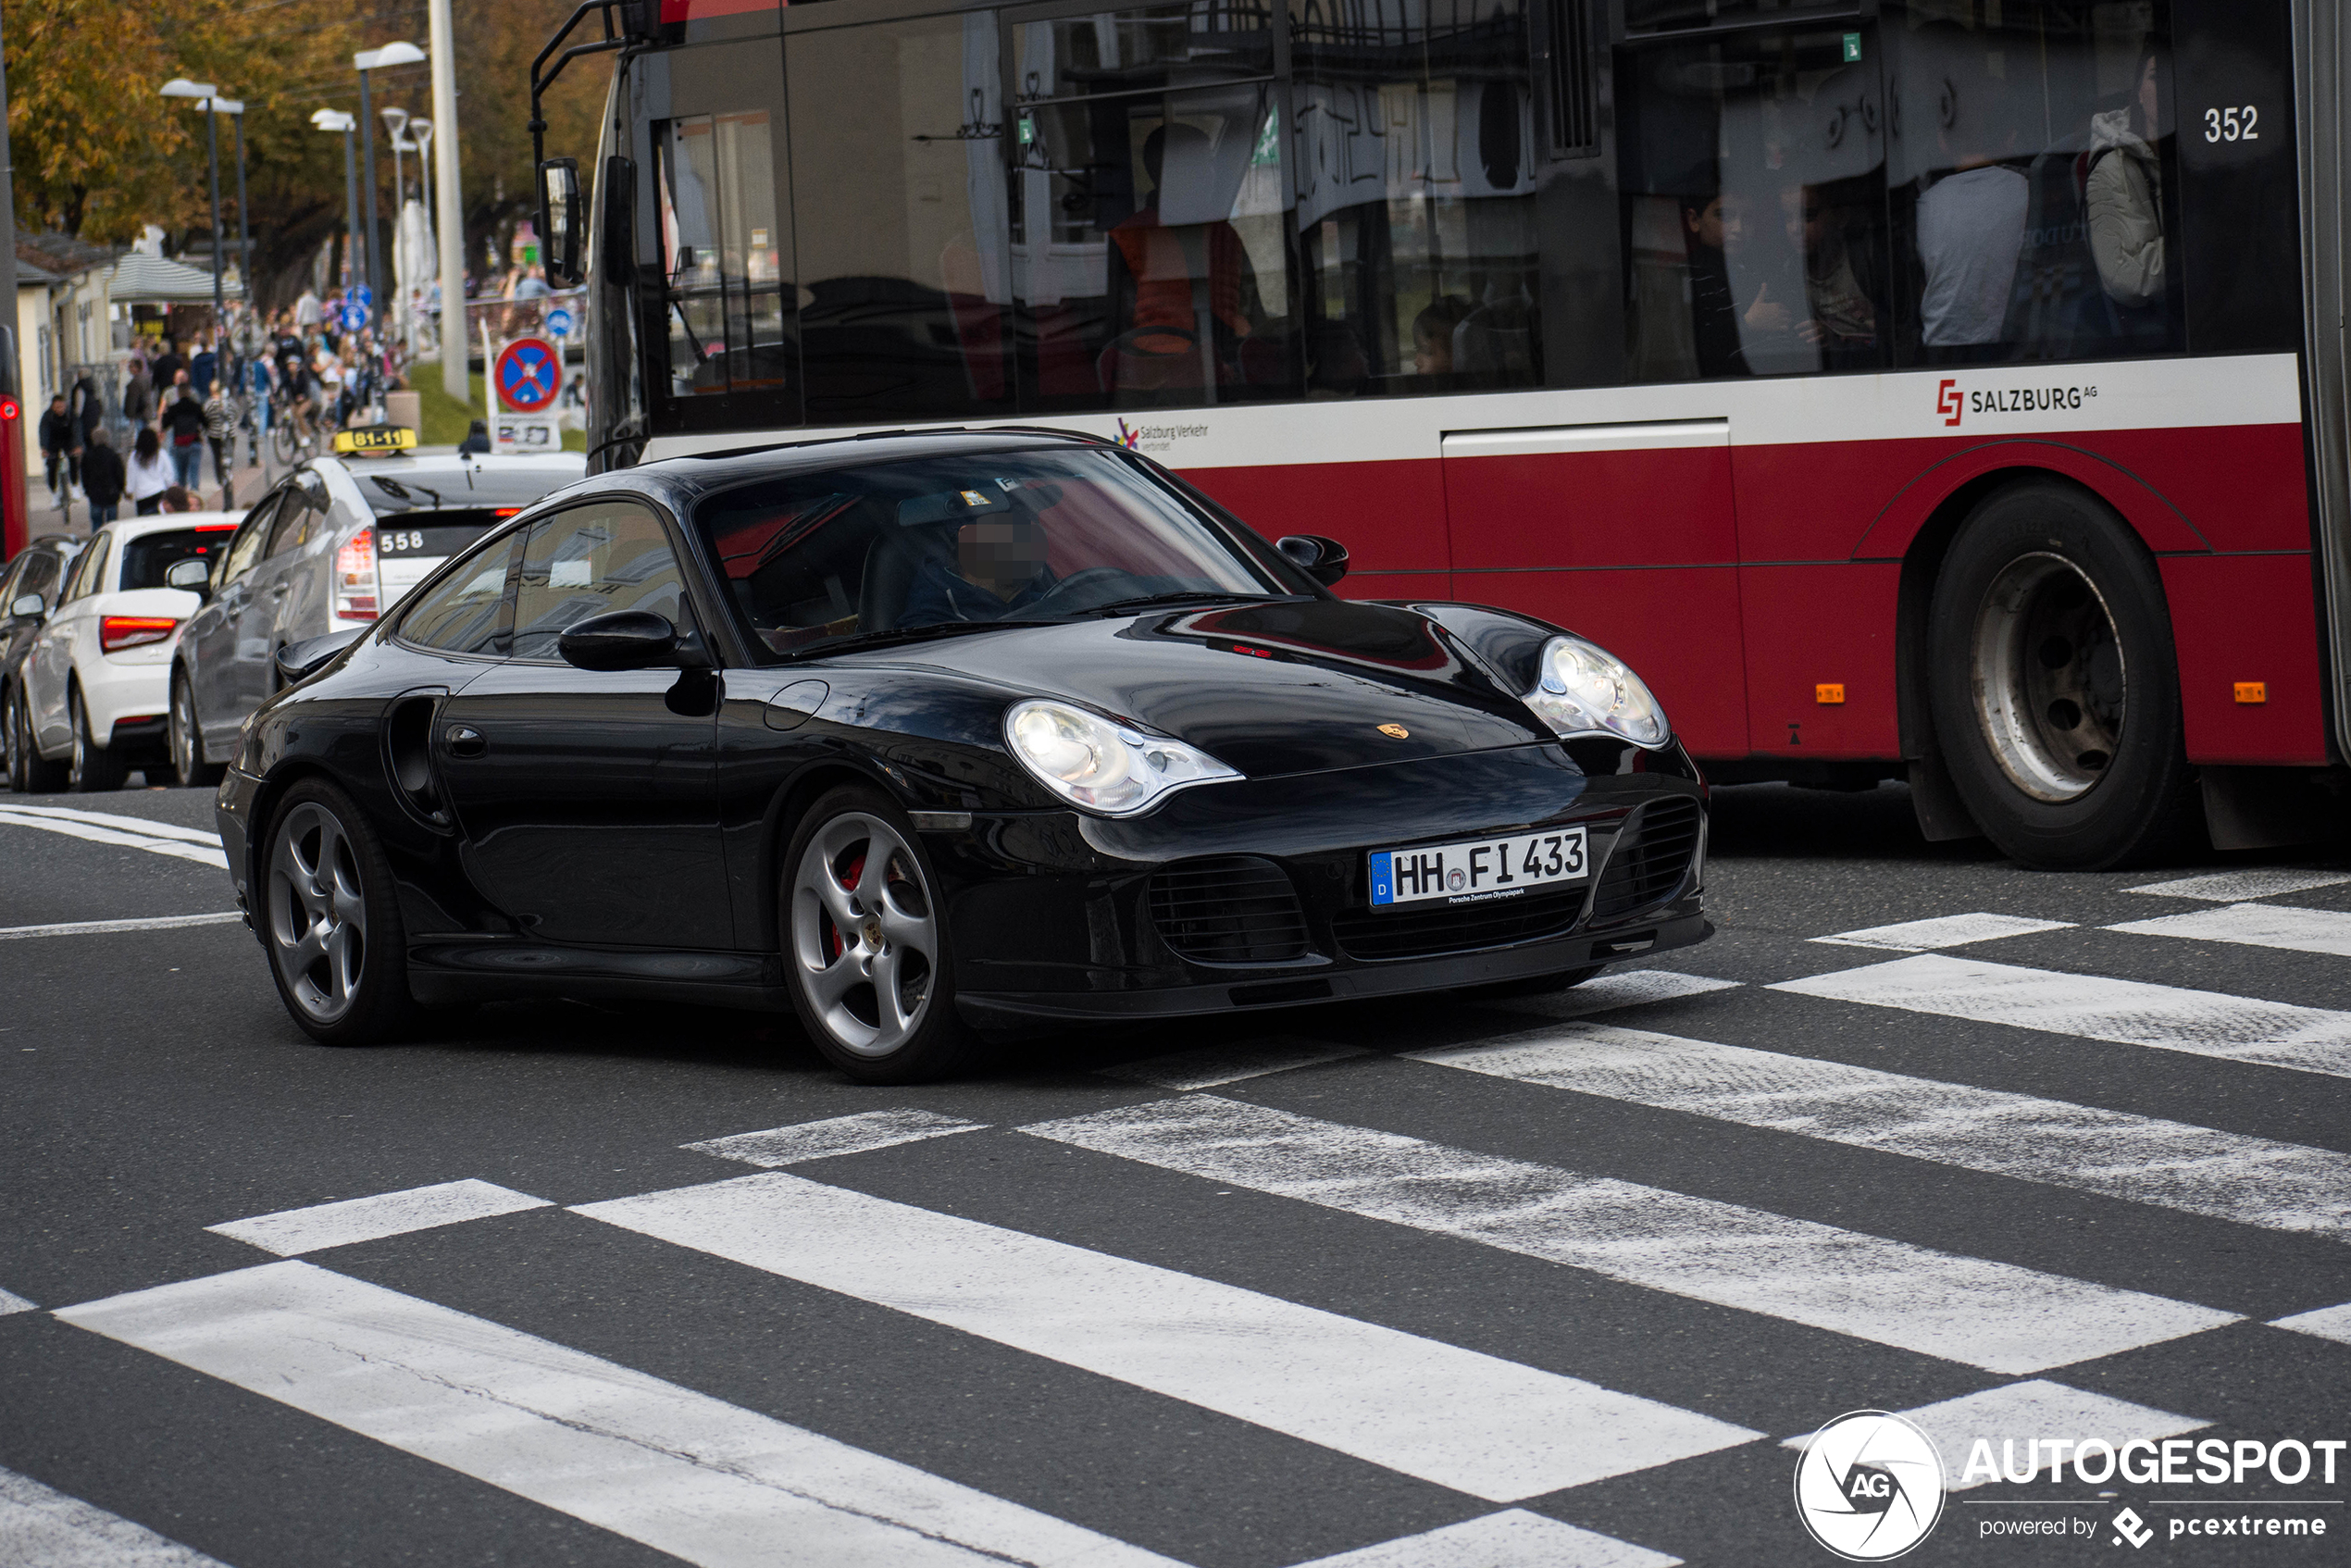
[{"xmin": 1368, "ymin": 827, "xmax": 1588, "ymax": 909}]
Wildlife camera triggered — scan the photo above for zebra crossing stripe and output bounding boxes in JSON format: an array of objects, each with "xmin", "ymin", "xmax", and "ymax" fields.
[
  {"xmin": 1812, "ymin": 913, "xmax": 2074, "ymax": 951},
  {"xmin": 0, "ymin": 1464, "xmax": 230, "ymax": 1567},
  {"xmin": 1105, "ymin": 1040, "xmax": 1366, "ymax": 1090},
  {"xmin": 686, "ymin": 1109, "xmax": 987, "ymax": 1167},
  {"xmin": 56, "ymin": 1261, "xmax": 1187, "ymax": 1568},
  {"xmin": 1497, "ymin": 970, "xmax": 1739, "ymax": 1019},
  {"xmin": 2269, "ymin": 1300, "xmax": 2351, "ymax": 1345},
  {"xmin": 1, "ymin": 1285, "xmax": 34, "ymax": 1314},
  {"xmin": 1772, "ymin": 953, "xmax": 2351, "ymax": 1079},
  {"xmin": 574, "ymin": 1173, "xmax": 1758, "ymax": 1500},
  {"xmin": 2108, "ymin": 902, "xmax": 2351, "ymax": 959},
  {"xmin": 0, "ymin": 810, "xmax": 228, "ymax": 869},
  {"xmin": 1020, "ymin": 1098, "xmax": 2237, "ymax": 1375},
  {"xmin": 1780, "ymin": 1380, "xmax": 2208, "ymax": 1491},
  {"xmin": 0, "ymin": 804, "xmax": 226, "ymax": 846},
  {"xmin": 0, "ymin": 913, "xmax": 245, "ymax": 941},
  {"xmin": 206, "ymin": 1180, "xmax": 553, "ymax": 1257},
  {"xmin": 1289, "ymin": 1509, "xmax": 1678, "ymax": 1568},
  {"xmin": 2127, "ymin": 868, "xmax": 2351, "ymax": 902},
  {"xmin": 1405, "ymin": 1023, "xmax": 2351, "ymax": 1240}
]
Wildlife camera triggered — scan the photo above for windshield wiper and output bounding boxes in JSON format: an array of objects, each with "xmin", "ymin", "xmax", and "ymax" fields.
[
  {"xmin": 1078, "ymin": 591, "xmax": 1292, "ymax": 616},
  {"xmin": 784, "ymin": 619, "xmax": 1064, "ymax": 660}
]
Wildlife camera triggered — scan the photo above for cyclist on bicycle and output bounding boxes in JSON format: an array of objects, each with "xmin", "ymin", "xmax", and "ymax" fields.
[{"xmin": 274, "ymin": 330, "xmax": 321, "ymax": 452}]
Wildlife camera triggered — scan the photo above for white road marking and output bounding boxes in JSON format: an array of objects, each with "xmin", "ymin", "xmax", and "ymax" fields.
[
  {"xmin": 1492, "ymin": 970, "xmax": 1741, "ymax": 1019},
  {"xmin": 0, "ymin": 1464, "xmax": 230, "ymax": 1567},
  {"xmin": 1773, "ymin": 953, "xmax": 2351, "ymax": 1079},
  {"xmin": 0, "ymin": 913, "xmax": 243, "ymax": 942},
  {"xmin": 206, "ymin": 1179, "xmax": 553, "ymax": 1256},
  {"xmin": 1021, "ymin": 1098, "xmax": 2236, "ymax": 1375},
  {"xmin": 57, "ymin": 1261, "xmax": 1184, "ymax": 1568},
  {"xmin": 0, "ymin": 809, "xmax": 227, "ymax": 869},
  {"xmin": 0, "ymin": 804, "xmax": 225, "ymax": 846},
  {"xmin": 2109, "ymin": 902, "xmax": 2351, "ymax": 959},
  {"xmin": 1104, "ymin": 1041, "xmax": 1366, "ymax": 1090},
  {"xmin": 686, "ymin": 1110, "xmax": 987, "ymax": 1167},
  {"xmin": 2269, "ymin": 1300, "xmax": 2351, "ymax": 1345},
  {"xmin": 1812, "ymin": 913, "xmax": 2075, "ymax": 951},
  {"xmin": 575, "ymin": 1173, "xmax": 1758, "ymax": 1500},
  {"xmin": 1784, "ymin": 1380, "xmax": 2208, "ymax": 1490},
  {"xmin": 2127, "ymin": 868, "xmax": 2351, "ymax": 902},
  {"xmin": 1407, "ymin": 1024, "xmax": 2351, "ymax": 1239},
  {"xmin": 1290, "ymin": 1510, "xmax": 1679, "ymax": 1568},
  {"xmin": 1, "ymin": 1285, "xmax": 35, "ymax": 1313}
]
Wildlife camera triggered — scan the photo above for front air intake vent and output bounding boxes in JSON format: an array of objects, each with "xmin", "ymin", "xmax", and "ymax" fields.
[
  {"xmin": 1149, "ymin": 856, "xmax": 1312, "ymax": 964},
  {"xmin": 1589, "ymin": 797, "xmax": 1702, "ymax": 920}
]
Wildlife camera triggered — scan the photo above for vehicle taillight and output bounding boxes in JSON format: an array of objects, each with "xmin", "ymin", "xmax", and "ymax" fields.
[
  {"xmin": 335, "ymin": 529, "xmax": 379, "ymax": 620},
  {"xmin": 0, "ymin": 398, "xmax": 18, "ymax": 422},
  {"xmin": 100, "ymin": 616, "xmax": 180, "ymax": 653}
]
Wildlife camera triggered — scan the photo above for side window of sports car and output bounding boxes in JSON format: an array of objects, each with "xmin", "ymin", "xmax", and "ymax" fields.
[
  {"xmin": 398, "ymin": 531, "xmax": 524, "ymax": 657},
  {"xmin": 510, "ymin": 501, "xmax": 690, "ymax": 661}
]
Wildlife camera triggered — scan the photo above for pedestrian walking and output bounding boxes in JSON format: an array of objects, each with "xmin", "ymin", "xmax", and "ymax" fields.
[
  {"xmin": 81, "ymin": 426, "xmax": 125, "ymax": 526},
  {"xmin": 294, "ymin": 287, "xmax": 322, "ymax": 330},
  {"xmin": 128, "ymin": 428, "xmax": 172, "ymax": 516},
  {"xmin": 149, "ymin": 340, "xmax": 185, "ymax": 393},
  {"xmin": 119, "ymin": 358, "xmax": 155, "ymax": 429},
  {"xmin": 191, "ymin": 335, "xmax": 218, "ymax": 403},
  {"xmin": 202, "ymin": 379, "xmax": 239, "ymax": 507},
  {"xmin": 245, "ymin": 353, "xmax": 272, "ymax": 466},
  {"xmin": 158, "ymin": 385, "xmax": 208, "ymax": 492},
  {"xmin": 37, "ymin": 393, "xmax": 81, "ymax": 510}
]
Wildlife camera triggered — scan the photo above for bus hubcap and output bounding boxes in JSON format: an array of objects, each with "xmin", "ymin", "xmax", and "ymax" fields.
[{"xmin": 1970, "ymin": 553, "xmax": 2126, "ymax": 803}]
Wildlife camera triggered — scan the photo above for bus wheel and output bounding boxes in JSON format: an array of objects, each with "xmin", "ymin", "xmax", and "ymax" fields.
[{"xmin": 1926, "ymin": 481, "xmax": 2198, "ymax": 871}]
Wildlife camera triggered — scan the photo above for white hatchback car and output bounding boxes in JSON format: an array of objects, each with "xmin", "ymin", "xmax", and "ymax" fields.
[{"xmin": 18, "ymin": 511, "xmax": 241, "ymax": 790}]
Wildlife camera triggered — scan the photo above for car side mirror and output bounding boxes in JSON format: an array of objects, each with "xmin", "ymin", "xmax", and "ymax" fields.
[
  {"xmin": 1276, "ymin": 534, "xmax": 1350, "ymax": 588},
  {"xmin": 167, "ymin": 558, "xmax": 212, "ymax": 595},
  {"xmin": 557, "ymin": 608, "xmax": 711, "ymax": 672},
  {"xmin": 9, "ymin": 592, "xmax": 44, "ymax": 618},
  {"xmin": 541, "ymin": 156, "xmax": 584, "ymax": 287}
]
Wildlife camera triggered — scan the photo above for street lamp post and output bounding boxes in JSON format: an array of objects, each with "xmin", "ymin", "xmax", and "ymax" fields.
[
  {"xmin": 404, "ymin": 119, "xmax": 435, "ymax": 359},
  {"xmin": 353, "ymin": 42, "xmax": 426, "ymax": 326},
  {"xmin": 160, "ymin": 79, "xmax": 225, "ymax": 349},
  {"xmin": 310, "ymin": 109, "xmax": 360, "ymax": 303},
  {"xmin": 381, "ymin": 106, "xmax": 409, "ymax": 344},
  {"xmin": 214, "ymin": 99, "xmax": 249, "ymax": 355}
]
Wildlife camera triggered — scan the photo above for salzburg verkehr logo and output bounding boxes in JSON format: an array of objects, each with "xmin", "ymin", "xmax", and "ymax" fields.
[{"xmin": 1796, "ymin": 1411, "xmax": 1947, "ymax": 1561}]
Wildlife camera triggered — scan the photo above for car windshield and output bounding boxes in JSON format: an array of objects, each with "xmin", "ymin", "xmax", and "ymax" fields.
[
  {"xmin": 692, "ymin": 446, "xmax": 1302, "ymax": 657},
  {"xmin": 120, "ymin": 525, "xmax": 238, "ymax": 591},
  {"xmin": 361, "ymin": 467, "xmax": 575, "ymax": 517}
]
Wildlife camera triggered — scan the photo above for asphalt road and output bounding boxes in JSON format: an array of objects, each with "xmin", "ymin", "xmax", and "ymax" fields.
[{"xmin": 1, "ymin": 781, "xmax": 2347, "ymax": 1568}]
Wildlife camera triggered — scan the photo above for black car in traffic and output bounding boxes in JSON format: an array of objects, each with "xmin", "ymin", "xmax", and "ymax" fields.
[{"xmin": 217, "ymin": 429, "xmax": 1708, "ymax": 1081}]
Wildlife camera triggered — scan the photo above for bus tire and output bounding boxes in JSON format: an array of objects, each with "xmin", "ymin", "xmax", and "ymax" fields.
[{"xmin": 1926, "ymin": 481, "xmax": 2198, "ymax": 871}]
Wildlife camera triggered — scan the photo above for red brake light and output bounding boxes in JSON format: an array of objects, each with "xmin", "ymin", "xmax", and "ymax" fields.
[
  {"xmin": 334, "ymin": 529, "xmax": 379, "ymax": 620},
  {"xmin": 100, "ymin": 616, "xmax": 180, "ymax": 653},
  {"xmin": 0, "ymin": 398, "xmax": 18, "ymax": 422},
  {"xmin": 196, "ymin": 522, "xmax": 237, "ymax": 531},
  {"xmin": 493, "ymin": 507, "xmax": 523, "ymax": 517}
]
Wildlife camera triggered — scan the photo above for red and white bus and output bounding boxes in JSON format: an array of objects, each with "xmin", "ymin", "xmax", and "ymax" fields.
[{"xmin": 536, "ymin": 0, "xmax": 2351, "ymax": 867}]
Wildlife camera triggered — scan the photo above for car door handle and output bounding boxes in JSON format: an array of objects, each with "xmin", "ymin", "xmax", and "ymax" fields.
[
  {"xmin": 268, "ymin": 584, "xmax": 290, "ymax": 598},
  {"xmin": 444, "ymin": 725, "xmax": 486, "ymax": 758}
]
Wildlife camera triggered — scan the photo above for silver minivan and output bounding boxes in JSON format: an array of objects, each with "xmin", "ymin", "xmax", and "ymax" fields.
[{"xmin": 168, "ymin": 446, "xmax": 584, "ymax": 784}]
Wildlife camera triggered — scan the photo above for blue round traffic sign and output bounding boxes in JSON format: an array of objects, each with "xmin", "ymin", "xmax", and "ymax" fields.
[
  {"xmin": 355, "ymin": 284, "xmax": 373, "ymax": 308},
  {"xmin": 496, "ymin": 338, "xmax": 560, "ymax": 413},
  {"xmin": 340, "ymin": 303, "xmax": 367, "ymax": 333},
  {"xmin": 545, "ymin": 307, "xmax": 574, "ymax": 338}
]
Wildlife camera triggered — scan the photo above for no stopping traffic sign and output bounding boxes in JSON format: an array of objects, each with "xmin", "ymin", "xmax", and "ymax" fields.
[{"xmin": 496, "ymin": 338, "xmax": 561, "ymax": 414}]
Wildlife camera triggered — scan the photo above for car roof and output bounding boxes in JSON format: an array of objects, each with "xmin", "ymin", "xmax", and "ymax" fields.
[
  {"xmin": 95, "ymin": 510, "xmax": 243, "ymax": 541},
  {"xmin": 621, "ymin": 427, "xmax": 1113, "ymax": 504}
]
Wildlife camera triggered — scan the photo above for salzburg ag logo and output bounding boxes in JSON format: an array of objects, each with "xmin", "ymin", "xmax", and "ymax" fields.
[
  {"xmin": 1795, "ymin": 1411, "xmax": 1946, "ymax": 1561},
  {"xmin": 1936, "ymin": 378, "xmax": 1963, "ymax": 428}
]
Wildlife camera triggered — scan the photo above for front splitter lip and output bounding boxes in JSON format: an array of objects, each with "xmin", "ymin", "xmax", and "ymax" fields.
[{"xmin": 956, "ymin": 911, "xmax": 1710, "ymax": 1026}]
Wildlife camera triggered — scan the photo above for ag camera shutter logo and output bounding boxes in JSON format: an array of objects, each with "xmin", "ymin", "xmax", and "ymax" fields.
[{"xmin": 1795, "ymin": 1410, "xmax": 1946, "ymax": 1560}]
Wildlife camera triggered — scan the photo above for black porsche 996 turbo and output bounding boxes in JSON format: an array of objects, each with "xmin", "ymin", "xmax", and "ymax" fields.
[{"xmin": 216, "ymin": 429, "xmax": 1710, "ymax": 1082}]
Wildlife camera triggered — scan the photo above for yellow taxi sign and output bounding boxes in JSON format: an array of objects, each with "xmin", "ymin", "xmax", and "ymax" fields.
[{"xmin": 332, "ymin": 425, "xmax": 417, "ymax": 456}]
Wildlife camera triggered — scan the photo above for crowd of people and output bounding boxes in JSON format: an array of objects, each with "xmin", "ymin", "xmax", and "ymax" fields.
[{"xmin": 36, "ymin": 291, "xmax": 415, "ymax": 527}]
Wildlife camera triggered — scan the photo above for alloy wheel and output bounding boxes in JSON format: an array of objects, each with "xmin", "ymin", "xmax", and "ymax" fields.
[
  {"xmin": 267, "ymin": 800, "xmax": 370, "ymax": 1025},
  {"xmin": 789, "ymin": 811, "xmax": 939, "ymax": 1059},
  {"xmin": 170, "ymin": 676, "xmax": 199, "ymax": 784}
]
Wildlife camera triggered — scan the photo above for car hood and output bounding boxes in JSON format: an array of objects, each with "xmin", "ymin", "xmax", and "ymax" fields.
[{"xmin": 887, "ymin": 597, "xmax": 1554, "ymax": 778}]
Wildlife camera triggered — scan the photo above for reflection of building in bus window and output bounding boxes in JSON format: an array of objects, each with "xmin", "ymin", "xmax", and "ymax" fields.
[
  {"xmin": 1104, "ymin": 122, "xmax": 1259, "ymax": 394},
  {"xmin": 1914, "ymin": 58, "xmax": 2028, "ymax": 347},
  {"xmin": 2087, "ymin": 46, "xmax": 2165, "ymax": 310}
]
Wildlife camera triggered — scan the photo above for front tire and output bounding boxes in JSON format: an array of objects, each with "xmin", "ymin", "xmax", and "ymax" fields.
[
  {"xmin": 67, "ymin": 686, "xmax": 127, "ymax": 793},
  {"xmin": 169, "ymin": 668, "xmax": 225, "ymax": 789},
  {"xmin": 1927, "ymin": 481, "xmax": 2197, "ymax": 870},
  {"xmin": 262, "ymin": 778, "xmax": 417, "ymax": 1046},
  {"xmin": 781, "ymin": 785, "xmax": 980, "ymax": 1084}
]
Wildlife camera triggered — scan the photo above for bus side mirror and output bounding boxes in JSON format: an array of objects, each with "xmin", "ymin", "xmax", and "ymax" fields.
[{"xmin": 541, "ymin": 157, "xmax": 584, "ymax": 287}]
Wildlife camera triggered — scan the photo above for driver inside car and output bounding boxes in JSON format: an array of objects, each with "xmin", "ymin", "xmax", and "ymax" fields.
[{"xmin": 897, "ymin": 513, "xmax": 1058, "ymax": 627}]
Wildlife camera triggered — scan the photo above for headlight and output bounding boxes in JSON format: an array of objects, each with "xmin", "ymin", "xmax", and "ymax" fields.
[
  {"xmin": 1524, "ymin": 636, "xmax": 1671, "ymax": 747},
  {"xmin": 1004, "ymin": 699, "xmax": 1240, "ymax": 816}
]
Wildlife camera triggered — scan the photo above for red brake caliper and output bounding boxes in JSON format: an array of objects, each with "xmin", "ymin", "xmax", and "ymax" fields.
[{"xmin": 824, "ymin": 851, "xmax": 866, "ymax": 961}]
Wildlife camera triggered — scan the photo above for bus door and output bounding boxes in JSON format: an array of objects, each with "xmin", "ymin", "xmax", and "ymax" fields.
[{"xmin": 1442, "ymin": 420, "xmax": 1748, "ymax": 756}]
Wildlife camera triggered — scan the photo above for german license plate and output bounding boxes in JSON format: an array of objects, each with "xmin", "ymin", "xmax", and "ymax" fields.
[{"xmin": 1369, "ymin": 827, "xmax": 1588, "ymax": 909}]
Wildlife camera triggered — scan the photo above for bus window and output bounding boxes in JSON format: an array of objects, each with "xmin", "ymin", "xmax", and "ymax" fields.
[
  {"xmin": 1614, "ymin": 24, "xmax": 1891, "ymax": 380},
  {"xmin": 1885, "ymin": 5, "xmax": 2180, "ymax": 366},
  {"xmin": 656, "ymin": 109, "xmax": 792, "ymax": 404},
  {"xmin": 1007, "ymin": 1, "xmax": 1297, "ymax": 414},
  {"xmin": 1289, "ymin": 0, "xmax": 1543, "ymax": 396},
  {"xmin": 789, "ymin": 13, "xmax": 1014, "ymax": 425}
]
